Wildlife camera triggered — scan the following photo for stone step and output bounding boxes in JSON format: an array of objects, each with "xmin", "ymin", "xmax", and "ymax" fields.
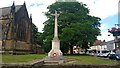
[
  {"xmin": 42, "ymin": 65, "xmax": 59, "ymax": 68},
  {"xmin": 44, "ymin": 61, "xmax": 60, "ymax": 65},
  {"xmin": 43, "ymin": 64, "xmax": 58, "ymax": 66}
]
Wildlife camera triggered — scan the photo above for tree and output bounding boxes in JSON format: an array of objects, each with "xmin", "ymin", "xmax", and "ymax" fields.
[
  {"xmin": 42, "ymin": 1, "xmax": 101, "ymax": 54},
  {"xmin": 31, "ymin": 23, "xmax": 44, "ymax": 47},
  {"xmin": 31, "ymin": 23, "xmax": 38, "ymax": 44}
]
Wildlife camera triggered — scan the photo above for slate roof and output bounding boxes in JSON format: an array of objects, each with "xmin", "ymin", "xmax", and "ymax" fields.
[
  {"xmin": 0, "ymin": 5, "xmax": 22, "ymax": 17},
  {"xmin": 101, "ymin": 40, "xmax": 114, "ymax": 45}
]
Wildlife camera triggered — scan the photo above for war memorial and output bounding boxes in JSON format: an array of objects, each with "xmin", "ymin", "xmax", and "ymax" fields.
[{"xmin": 0, "ymin": 0, "xmax": 120, "ymax": 68}]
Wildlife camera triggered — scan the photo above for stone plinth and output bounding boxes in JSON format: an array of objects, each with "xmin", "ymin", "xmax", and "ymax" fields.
[{"xmin": 48, "ymin": 37, "xmax": 63, "ymax": 60}]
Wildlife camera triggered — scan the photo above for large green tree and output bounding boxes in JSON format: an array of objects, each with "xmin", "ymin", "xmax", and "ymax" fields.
[{"xmin": 42, "ymin": 1, "xmax": 101, "ymax": 54}]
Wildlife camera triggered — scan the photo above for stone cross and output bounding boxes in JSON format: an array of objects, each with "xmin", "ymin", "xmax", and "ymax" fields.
[
  {"xmin": 47, "ymin": 10, "xmax": 63, "ymax": 60},
  {"xmin": 51, "ymin": 10, "xmax": 59, "ymax": 38}
]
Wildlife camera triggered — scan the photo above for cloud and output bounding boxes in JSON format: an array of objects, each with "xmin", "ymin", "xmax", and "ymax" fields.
[
  {"xmin": 36, "ymin": 3, "xmax": 44, "ymax": 6},
  {"xmin": 28, "ymin": 6, "xmax": 47, "ymax": 32},
  {"xmin": 78, "ymin": 0, "xmax": 119, "ymax": 19},
  {"xmin": 27, "ymin": 0, "xmax": 56, "ymax": 32},
  {"xmin": 97, "ymin": 30, "xmax": 114, "ymax": 41},
  {"xmin": 99, "ymin": 23, "xmax": 109, "ymax": 30},
  {"xmin": 97, "ymin": 22, "xmax": 114, "ymax": 41},
  {"xmin": 29, "ymin": 3, "xmax": 35, "ymax": 7},
  {"xmin": 29, "ymin": 3, "xmax": 43, "ymax": 7}
]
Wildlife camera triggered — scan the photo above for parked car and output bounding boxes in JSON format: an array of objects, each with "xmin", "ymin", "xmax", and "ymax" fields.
[
  {"xmin": 108, "ymin": 54, "xmax": 120, "ymax": 60},
  {"xmin": 97, "ymin": 52, "xmax": 110, "ymax": 58},
  {"xmin": 96, "ymin": 50, "xmax": 111, "ymax": 58}
]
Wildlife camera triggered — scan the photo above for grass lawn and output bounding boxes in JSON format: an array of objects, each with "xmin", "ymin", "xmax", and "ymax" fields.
[
  {"xmin": 2, "ymin": 54, "xmax": 120, "ymax": 65},
  {"xmin": 2, "ymin": 54, "xmax": 47, "ymax": 63},
  {"xmin": 64, "ymin": 54, "xmax": 120, "ymax": 65}
]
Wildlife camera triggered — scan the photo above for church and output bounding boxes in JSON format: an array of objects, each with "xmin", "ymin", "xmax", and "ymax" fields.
[{"xmin": 0, "ymin": 2, "xmax": 35, "ymax": 54}]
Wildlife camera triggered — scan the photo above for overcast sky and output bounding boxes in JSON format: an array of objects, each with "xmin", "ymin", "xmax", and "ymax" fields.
[{"xmin": 0, "ymin": 0, "xmax": 119, "ymax": 42}]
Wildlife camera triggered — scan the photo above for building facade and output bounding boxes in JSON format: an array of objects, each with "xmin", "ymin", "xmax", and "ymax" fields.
[
  {"xmin": 101, "ymin": 40, "xmax": 115, "ymax": 51},
  {"xmin": 0, "ymin": 2, "xmax": 33, "ymax": 54}
]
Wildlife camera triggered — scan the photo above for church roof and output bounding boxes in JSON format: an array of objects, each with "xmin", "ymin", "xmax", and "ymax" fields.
[{"xmin": 0, "ymin": 5, "xmax": 22, "ymax": 17}]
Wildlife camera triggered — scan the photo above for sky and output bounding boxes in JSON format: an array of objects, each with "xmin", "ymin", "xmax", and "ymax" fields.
[{"xmin": 0, "ymin": 0, "xmax": 119, "ymax": 42}]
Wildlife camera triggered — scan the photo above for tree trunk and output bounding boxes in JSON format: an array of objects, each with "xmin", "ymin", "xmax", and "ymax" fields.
[
  {"xmin": 70, "ymin": 45, "xmax": 73, "ymax": 54},
  {"xmin": 84, "ymin": 48, "xmax": 88, "ymax": 54}
]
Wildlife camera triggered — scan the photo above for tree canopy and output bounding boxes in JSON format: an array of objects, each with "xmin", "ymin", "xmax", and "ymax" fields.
[{"xmin": 42, "ymin": 1, "xmax": 101, "ymax": 54}]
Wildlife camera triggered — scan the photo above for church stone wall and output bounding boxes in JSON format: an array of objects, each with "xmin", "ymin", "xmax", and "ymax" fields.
[
  {"xmin": 4, "ymin": 40, "xmax": 14, "ymax": 50},
  {"xmin": 15, "ymin": 41, "xmax": 31, "ymax": 51}
]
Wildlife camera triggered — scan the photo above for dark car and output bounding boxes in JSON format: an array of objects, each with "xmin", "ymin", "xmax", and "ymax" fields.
[{"xmin": 108, "ymin": 54, "xmax": 120, "ymax": 60}]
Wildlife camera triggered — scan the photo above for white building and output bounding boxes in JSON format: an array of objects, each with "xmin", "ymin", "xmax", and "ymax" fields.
[
  {"xmin": 100, "ymin": 40, "xmax": 115, "ymax": 51},
  {"xmin": 88, "ymin": 40, "xmax": 115, "ymax": 54}
]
